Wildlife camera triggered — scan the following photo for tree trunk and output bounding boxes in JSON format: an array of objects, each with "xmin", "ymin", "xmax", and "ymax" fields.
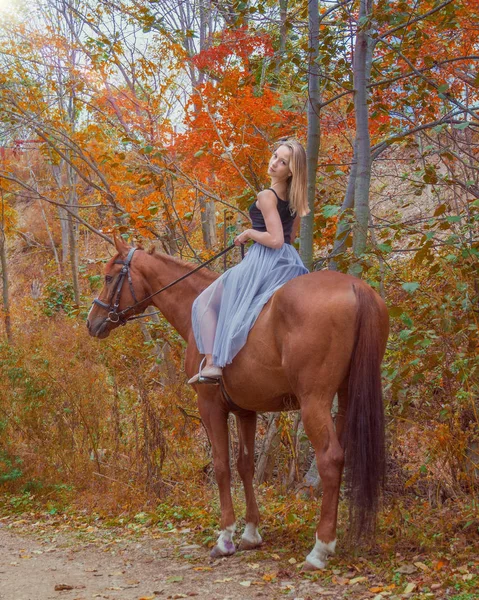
[
  {"xmin": 0, "ymin": 194, "xmax": 12, "ymax": 344},
  {"xmin": 303, "ymin": 453, "xmax": 320, "ymax": 488},
  {"xmin": 286, "ymin": 413, "xmax": 303, "ymax": 486},
  {"xmin": 274, "ymin": 0, "xmax": 289, "ymax": 83},
  {"xmin": 194, "ymin": 2, "xmax": 217, "ymax": 249},
  {"xmin": 37, "ymin": 198, "xmax": 61, "ymax": 274},
  {"xmin": 300, "ymin": 0, "xmax": 320, "ymax": 270},
  {"xmin": 199, "ymin": 193, "xmax": 217, "ymax": 248},
  {"xmin": 139, "ymin": 308, "xmax": 177, "ymax": 384},
  {"xmin": 51, "ymin": 163, "xmax": 69, "ymax": 265},
  {"xmin": 255, "ymin": 413, "xmax": 280, "ymax": 484},
  {"xmin": 350, "ymin": 0, "xmax": 374, "ymax": 274},
  {"xmin": 67, "ymin": 162, "xmax": 80, "ymax": 305},
  {"xmin": 328, "ymin": 141, "xmax": 358, "ymax": 271}
]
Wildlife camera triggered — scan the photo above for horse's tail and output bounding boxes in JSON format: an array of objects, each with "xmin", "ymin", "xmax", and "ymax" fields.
[{"xmin": 343, "ymin": 283, "xmax": 387, "ymax": 541}]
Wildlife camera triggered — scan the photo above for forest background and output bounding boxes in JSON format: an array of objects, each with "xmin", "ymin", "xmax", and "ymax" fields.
[{"xmin": 0, "ymin": 0, "xmax": 478, "ymax": 588}]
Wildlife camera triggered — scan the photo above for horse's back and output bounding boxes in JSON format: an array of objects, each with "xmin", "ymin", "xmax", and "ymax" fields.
[
  {"xmin": 272, "ymin": 269, "xmax": 359, "ymax": 317},
  {"xmin": 224, "ymin": 270, "xmax": 386, "ymax": 408}
]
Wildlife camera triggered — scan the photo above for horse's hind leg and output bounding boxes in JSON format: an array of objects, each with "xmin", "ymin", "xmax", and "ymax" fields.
[
  {"xmin": 197, "ymin": 394, "xmax": 237, "ymax": 558},
  {"xmin": 235, "ymin": 411, "xmax": 262, "ymax": 550},
  {"xmin": 301, "ymin": 395, "xmax": 345, "ymax": 570}
]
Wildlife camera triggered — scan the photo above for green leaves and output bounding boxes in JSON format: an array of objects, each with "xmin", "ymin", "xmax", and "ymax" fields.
[
  {"xmin": 378, "ymin": 242, "xmax": 392, "ymax": 253},
  {"xmin": 402, "ymin": 282, "xmax": 420, "ymax": 294},
  {"xmin": 321, "ymin": 205, "xmax": 341, "ymax": 218}
]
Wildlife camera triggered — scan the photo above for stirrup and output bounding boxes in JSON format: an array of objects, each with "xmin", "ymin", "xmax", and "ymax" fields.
[
  {"xmin": 197, "ymin": 374, "xmax": 221, "ymax": 385},
  {"xmin": 188, "ymin": 357, "xmax": 222, "ymax": 385}
]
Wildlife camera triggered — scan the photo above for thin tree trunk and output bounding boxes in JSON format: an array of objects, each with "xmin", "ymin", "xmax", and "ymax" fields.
[
  {"xmin": 255, "ymin": 413, "xmax": 279, "ymax": 484},
  {"xmin": 59, "ymin": 208, "xmax": 70, "ymax": 264},
  {"xmin": 51, "ymin": 163, "xmax": 69, "ymax": 265},
  {"xmin": 328, "ymin": 141, "xmax": 358, "ymax": 271},
  {"xmin": 303, "ymin": 453, "xmax": 320, "ymax": 489},
  {"xmin": 67, "ymin": 163, "xmax": 80, "ymax": 305},
  {"xmin": 286, "ymin": 412, "xmax": 302, "ymax": 486},
  {"xmin": 300, "ymin": 0, "xmax": 320, "ymax": 270},
  {"xmin": 274, "ymin": 0, "xmax": 288, "ymax": 82},
  {"xmin": 199, "ymin": 193, "xmax": 217, "ymax": 248},
  {"xmin": 296, "ymin": 0, "xmax": 322, "ymax": 479},
  {"xmin": 351, "ymin": 0, "xmax": 374, "ymax": 274},
  {"xmin": 37, "ymin": 198, "xmax": 61, "ymax": 274},
  {"xmin": 0, "ymin": 192, "xmax": 12, "ymax": 344},
  {"xmin": 139, "ymin": 308, "xmax": 177, "ymax": 384},
  {"xmin": 193, "ymin": 2, "xmax": 217, "ymax": 249}
]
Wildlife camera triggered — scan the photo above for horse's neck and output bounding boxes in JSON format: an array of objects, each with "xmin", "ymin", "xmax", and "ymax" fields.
[{"xmin": 142, "ymin": 252, "xmax": 216, "ymax": 341}]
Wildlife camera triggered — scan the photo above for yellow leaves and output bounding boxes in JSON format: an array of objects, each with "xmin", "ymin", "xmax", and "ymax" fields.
[
  {"xmin": 369, "ymin": 584, "xmax": 396, "ymax": 593},
  {"xmin": 403, "ymin": 582, "xmax": 417, "ymax": 594},
  {"xmin": 349, "ymin": 576, "xmax": 368, "ymax": 585}
]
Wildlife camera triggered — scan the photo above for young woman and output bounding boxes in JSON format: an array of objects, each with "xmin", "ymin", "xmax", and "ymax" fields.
[{"xmin": 188, "ymin": 139, "xmax": 310, "ymax": 384}]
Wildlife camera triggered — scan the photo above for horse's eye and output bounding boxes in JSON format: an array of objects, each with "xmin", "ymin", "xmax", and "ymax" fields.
[{"xmin": 105, "ymin": 275, "xmax": 113, "ymax": 284}]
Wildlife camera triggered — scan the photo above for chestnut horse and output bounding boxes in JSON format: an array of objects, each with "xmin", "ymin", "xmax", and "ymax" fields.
[{"xmin": 87, "ymin": 236, "xmax": 389, "ymax": 570}]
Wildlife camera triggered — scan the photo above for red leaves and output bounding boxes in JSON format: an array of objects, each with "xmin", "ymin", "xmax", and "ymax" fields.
[{"xmin": 192, "ymin": 28, "xmax": 274, "ymax": 74}]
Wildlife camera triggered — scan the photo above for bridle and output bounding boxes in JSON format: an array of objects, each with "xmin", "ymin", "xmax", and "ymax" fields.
[
  {"xmin": 92, "ymin": 243, "xmax": 243, "ymax": 326},
  {"xmin": 92, "ymin": 247, "xmax": 140, "ymax": 324}
]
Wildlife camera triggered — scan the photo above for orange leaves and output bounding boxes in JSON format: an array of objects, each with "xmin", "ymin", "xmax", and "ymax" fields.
[
  {"xmin": 192, "ymin": 27, "xmax": 273, "ymax": 75},
  {"xmin": 173, "ymin": 25, "xmax": 304, "ymax": 214}
]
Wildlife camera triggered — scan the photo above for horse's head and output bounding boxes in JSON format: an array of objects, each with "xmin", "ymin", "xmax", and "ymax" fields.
[{"xmin": 87, "ymin": 236, "xmax": 150, "ymax": 339}]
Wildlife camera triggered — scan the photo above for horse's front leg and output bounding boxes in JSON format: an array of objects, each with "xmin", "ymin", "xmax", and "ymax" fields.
[
  {"xmin": 235, "ymin": 411, "xmax": 262, "ymax": 550},
  {"xmin": 197, "ymin": 393, "xmax": 236, "ymax": 558}
]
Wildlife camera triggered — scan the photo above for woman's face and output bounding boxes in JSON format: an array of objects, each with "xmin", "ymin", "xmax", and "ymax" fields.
[{"xmin": 268, "ymin": 145, "xmax": 292, "ymax": 181}]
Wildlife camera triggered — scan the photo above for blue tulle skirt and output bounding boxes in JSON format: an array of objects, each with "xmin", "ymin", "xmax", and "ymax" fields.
[{"xmin": 192, "ymin": 242, "xmax": 308, "ymax": 367}]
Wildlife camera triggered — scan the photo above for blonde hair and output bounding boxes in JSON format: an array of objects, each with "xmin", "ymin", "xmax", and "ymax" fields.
[{"xmin": 274, "ymin": 139, "xmax": 310, "ymax": 217}]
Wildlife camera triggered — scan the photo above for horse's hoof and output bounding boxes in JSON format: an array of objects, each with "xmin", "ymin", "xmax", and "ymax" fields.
[
  {"xmin": 210, "ymin": 543, "xmax": 235, "ymax": 559},
  {"xmin": 238, "ymin": 538, "xmax": 262, "ymax": 551},
  {"xmin": 301, "ymin": 560, "xmax": 324, "ymax": 572}
]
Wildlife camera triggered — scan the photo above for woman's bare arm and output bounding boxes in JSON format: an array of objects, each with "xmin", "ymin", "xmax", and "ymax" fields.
[{"xmin": 291, "ymin": 216, "xmax": 300, "ymax": 242}]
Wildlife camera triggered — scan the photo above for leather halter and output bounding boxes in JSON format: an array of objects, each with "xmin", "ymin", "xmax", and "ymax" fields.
[{"xmin": 93, "ymin": 247, "xmax": 140, "ymax": 324}]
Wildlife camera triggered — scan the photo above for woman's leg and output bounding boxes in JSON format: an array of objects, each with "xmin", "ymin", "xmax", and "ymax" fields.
[
  {"xmin": 195, "ymin": 282, "xmax": 223, "ymax": 359},
  {"xmin": 191, "ymin": 281, "xmax": 224, "ymax": 380}
]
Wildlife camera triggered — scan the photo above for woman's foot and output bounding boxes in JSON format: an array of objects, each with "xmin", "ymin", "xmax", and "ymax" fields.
[{"xmin": 188, "ymin": 363, "xmax": 223, "ymax": 385}]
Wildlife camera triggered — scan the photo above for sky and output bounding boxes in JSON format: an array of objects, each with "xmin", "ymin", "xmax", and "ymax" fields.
[{"xmin": 0, "ymin": 0, "xmax": 21, "ymax": 15}]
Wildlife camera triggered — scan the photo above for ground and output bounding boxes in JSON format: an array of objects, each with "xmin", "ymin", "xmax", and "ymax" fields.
[
  {"xmin": 0, "ymin": 505, "xmax": 478, "ymax": 600},
  {"xmin": 0, "ymin": 517, "xmax": 340, "ymax": 600}
]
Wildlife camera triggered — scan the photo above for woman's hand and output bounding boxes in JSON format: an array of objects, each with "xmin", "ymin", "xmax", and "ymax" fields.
[{"xmin": 234, "ymin": 229, "xmax": 253, "ymax": 246}]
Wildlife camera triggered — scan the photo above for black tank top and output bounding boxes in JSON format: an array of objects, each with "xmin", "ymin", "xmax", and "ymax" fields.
[{"xmin": 249, "ymin": 188, "xmax": 295, "ymax": 244}]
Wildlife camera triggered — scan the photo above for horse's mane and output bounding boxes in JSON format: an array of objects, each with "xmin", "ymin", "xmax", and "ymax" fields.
[{"xmin": 143, "ymin": 245, "xmax": 219, "ymax": 279}]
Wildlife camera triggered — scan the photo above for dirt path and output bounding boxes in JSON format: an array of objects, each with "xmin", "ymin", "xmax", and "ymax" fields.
[
  {"xmin": 2, "ymin": 512, "xmax": 477, "ymax": 600},
  {"xmin": 0, "ymin": 520, "xmax": 344, "ymax": 600}
]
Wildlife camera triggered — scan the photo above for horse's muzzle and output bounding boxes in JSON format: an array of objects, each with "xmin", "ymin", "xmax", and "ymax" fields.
[{"xmin": 86, "ymin": 317, "xmax": 111, "ymax": 339}]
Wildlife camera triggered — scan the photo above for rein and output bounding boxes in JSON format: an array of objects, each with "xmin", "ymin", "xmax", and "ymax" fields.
[{"xmin": 93, "ymin": 243, "xmax": 243, "ymax": 325}]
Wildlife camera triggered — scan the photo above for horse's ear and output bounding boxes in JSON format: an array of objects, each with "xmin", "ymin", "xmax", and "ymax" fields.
[{"xmin": 113, "ymin": 234, "xmax": 131, "ymax": 257}]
